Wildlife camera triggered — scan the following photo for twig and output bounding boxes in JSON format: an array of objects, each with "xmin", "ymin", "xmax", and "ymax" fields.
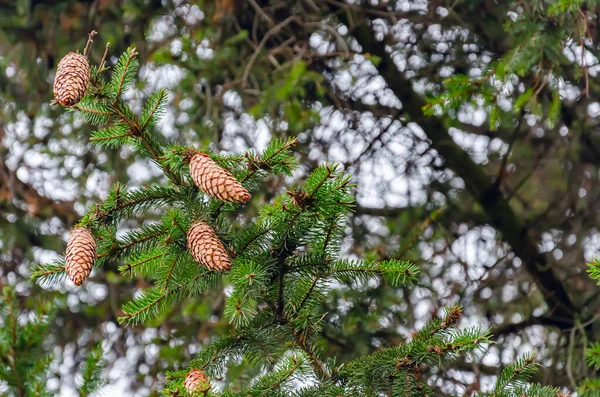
[
  {"xmin": 84, "ymin": 30, "xmax": 98, "ymax": 57},
  {"xmin": 99, "ymin": 42, "xmax": 110, "ymax": 71},
  {"xmin": 116, "ymin": 48, "xmax": 138, "ymax": 98},
  {"xmin": 565, "ymin": 322, "xmax": 578, "ymax": 390},
  {"xmin": 242, "ymin": 15, "xmax": 298, "ymax": 88},
  {"xmin": 302, "ymin": 0, "xmax": 320, "ymax": 12},
  {"xmin": 203, "ymin": 79, "xmax": 213, "ymax": 121},
  {"xmin": 303, "ymin": 21, "xmax": 350, "ymax": 58},
  {"xmin": 248, "ymin": 0, "xmax": 275, "ymax": 27},
  {"xmin": 493, "ymin": 111, "xmax": 523, "ymax": 188}
]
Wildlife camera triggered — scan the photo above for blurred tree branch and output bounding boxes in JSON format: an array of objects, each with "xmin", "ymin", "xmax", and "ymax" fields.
[{"xmin": 327, "ymin": 4, "xmax": 579, "ymax": 327}]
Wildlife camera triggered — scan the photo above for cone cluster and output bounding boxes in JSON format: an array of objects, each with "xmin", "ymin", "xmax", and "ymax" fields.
[
  {"xmin": 189, "ymin": 153, "xmax": 250, "ymax": 203},
  {"xmin": 187, "ymin": 220, "xmax": 232, "ymax": 271},
  {"xmin": 184, "ymin": 369, "xmax": 210, "ymax": 395},
  {"xmin": 65, "ymin": 227, "xmax": 96, "ymax": 286},
  {"xmin": 53, "ymin": 52, "xmax": 90, "ymax": 107}
]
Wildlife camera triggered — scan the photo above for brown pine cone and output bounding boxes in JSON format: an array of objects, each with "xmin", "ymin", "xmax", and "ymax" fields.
[
  {"xmin": 65, "ymin": 227, "xmax": 96, "ymax": 286},
  {"xmin": 184, "ymin": 369, "xmax": 210, "ymax": 395},
  {"xmin": 189, "ymin": 153, "xmax": 250, "ymax": 203},
  {"xmin": 187, "ymin": 220, "xmax": 231, "ymax": 271},
  {"xmin": 53, "ymin": 52, "xmax": 90, "ymax": 107}
]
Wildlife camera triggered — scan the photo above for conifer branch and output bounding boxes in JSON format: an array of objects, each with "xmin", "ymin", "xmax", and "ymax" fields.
[
  {"xmin": 120, "ymin": 289, "xmax": 169, "ymax": 323},
  {"xmin": 290, "ymin": 325, "xmax": 331, "ymax": 380},
  {"xmin": 113, "ymin": 101, "xmax": 183, "ymax": 185},
  {"xmin": 120, "ymin": 273, "xmax": 208, "ymax": 324},
  {"xmin": 115, "ymin": 47, "xmax": 137, "ymax": 98},
  {"xmin": 78, "ymin": 344, "xmax": 105, "ymax": 397},
  {"xmin": 89, "ymin": 131, "xmax": 130, "ymax": 145},
  {"xmin": 266, "ymin": 359, "xmax": 300, "ymax": 391},
  {"xmin": 33, "ymin": 265, "xmax": 66, "ymax": 277},
  {"xmin": 93, "ymin": 186, "xmax": 178, "ymax": 223},
  {"xmin": 97, "ymin": 226, "xmax": 167, "ymax": 259},
  {"xmin": 240, "ymin": 137, "xmax": 298, "ymax": 183},
  {"xmin": 234, "ymin": 227, "xmax": 271, "ymax": 256},
  {"xmin": 141, "ymin": 89, "xmax": 167, "ymax": 130},
  {"xmin": 72, "ymin": 105, "xmax": 112, "ymax": 116},
  {"xmin": 31, "ymin": 261, "xmax": 68, "ymax": 284},
  {"xmin": 295, "ymin": 275, "xmax": 320, "ymax": 315},
  {"xmin": 163, "ymin": 252, "xmax": 182, "ymax": 291},
  {"xmin": 40, "ymin": 42, "xmax": 520, "ymax": 396},
  {"xmin": 121, "ymin": 251, "xmax": 166, "ymax": 275}
]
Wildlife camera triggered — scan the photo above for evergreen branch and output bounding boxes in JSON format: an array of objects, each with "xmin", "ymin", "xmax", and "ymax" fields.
[
  {"xmin": 113, "ymin": 101, "xmax": 183, "ymax": 185},
  {"xmin": 141, "ymin": 89, "xmax": 168, "ymax": 130},
  {"xmin": 209, "ymin": 137, "xmax": 298, "ymax": 217},
  {"xmin": 307, "ymin": 166, "xmax": 335, "ymax": 200},
  {"xmin": 93, "ymin": 185, "xmax": 179, "ymax": 223},
  {"xmin": 323, "ymin": 259, "xmax": 419, "ymax": 287},
  {"xmin": 72, "ymin": 100, "xmax": 114, "ymax": 125},
  {"xmin": 289, "ymin": 324, "xmax": 331, "ymax": 381},
  {"xmin": 120, "ymin": 251, "xmax": 166, "ymax": 276},
  {"xmin": 246, "ymin": 353, "xmax": 308, "ymax": 395},
  {"xmin": 234, "ymin": 227, "xmax": 271, "ymax": 257},
  {"xmin": 72, "ymin": 106, "xmax": 112, "ymax": 116},
  {"xmin": 580, "ymin": 378, "xmax": 600, "ymax": 396},
  {"xmin": 163, "ymin": 252, "xmax": 182, "ymax": 291},
  {"xmin": 320, "ymin": 218, "xmax": 336, "ymax": 258},
  {"xmin": 90, "ymin": 132, "xmax": 129, "ymax": 143},
  {"xmin": 114, "ymin": 230, "xmax": 167, "ymax": 253},
  {"xmin": 295, "ymin": 276, "xmax": 320, "ymax": 316},
  {"xmin": 587, "ymin": 259, "xmax": 600, "ymax": 284},
  {"xmin": 89, "ymin": 127, "xmax": 131, "ymax": 148},
  {"xmin": 97, "ymin": 224, "xmax": 167, "ymax": 259},
  {"xmin": 241, "ymin": 137, "xmax": 298, "ymax": 183},
  {"xmin": 585, "ymin": 342, "xmax": 600, "ymax": 370},
  {"xmin": 32, "ymin": 264, "xmax": 65, "ymax": 277},
  {"xmin": 31, "ymin": 261, "xmax": 67, "ymax": 285},
  {"xmin": 113, "ymin": 47, "xmax": 138, "ymax": 98},
  {"xmin": 186, "ymin": 335, "xmax": 246, "ymax": 379},
  {"xmin": 119, "ymin": 288, "xmax": 169, "ymax": 324},
  {"xmin": 264, "ymin": 359, "xmax": 300, "ymax": 392},
  {"xmin": 120, "ymin": 273, "xmax": 207, "ymax": 324},
  {"xmin": 78, "ymin": 344, "xmax": 105, "ymax": 397},
  {"xmin": 491, "ymin": 354, "xmax": 539, "ymax": 395}
]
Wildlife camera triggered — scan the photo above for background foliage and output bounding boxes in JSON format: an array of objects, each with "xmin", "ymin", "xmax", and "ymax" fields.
[{"xmin": 2, "ymin": 0, "xmax": 600, "ymax": 395}]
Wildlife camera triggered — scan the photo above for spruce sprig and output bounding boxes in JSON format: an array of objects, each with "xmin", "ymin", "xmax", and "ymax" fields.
[{"xmin": 37, "ymin": 46, "xmax": 500, "ymax": 396}]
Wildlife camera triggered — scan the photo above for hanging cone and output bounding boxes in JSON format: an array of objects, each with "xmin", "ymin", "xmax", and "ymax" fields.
[
  {"xmin": 65, "ymin": 227, "xmax": 96, "ymax": 286},
  {"xmin": 187, "ymin": 220, "xmax": 232, "ymax": 271},
  {"xmin": 53, "ymin": 52, "xmax": 90, "ymax": 107},
  {"xmin": 184, "ymin": 369, "xmax": 210, "ymax": 395},
  {"xmin": 189, "ymin": 153, "xmax": 250, "ymax": 203}
]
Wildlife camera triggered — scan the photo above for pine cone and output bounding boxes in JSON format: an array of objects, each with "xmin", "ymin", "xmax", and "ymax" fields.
[
  {"xmin": 65, "ymin": 227, "xmax": 96, "ymax": 286},
  {"xmin": 184, "ymin": 369, "xmax": 210, "ymax": 395},
  {"xmin": 189, "ymin": 153, "xmax": 250, "ymax": 203},
  {"xmin": 53, "ymin": 52, "xmax": 90, "ymax": 107},
  {"xmin": 187, "ymin": 220, "xmax": 232, "ymax": 271}
]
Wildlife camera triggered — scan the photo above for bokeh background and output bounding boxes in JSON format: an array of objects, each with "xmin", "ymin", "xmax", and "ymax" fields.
[{"xmin": 1, "ymin": 0, "xmax": 599, "ymax": 395}]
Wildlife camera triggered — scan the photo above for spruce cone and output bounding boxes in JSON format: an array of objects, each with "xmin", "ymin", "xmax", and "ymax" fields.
[
  {"xmin": 53, "ymin": 52, "xmax": 90, "ymax": 107},
  {"xmin": 184, "ymin": 369, "xmax": 210, "ymax": 395},
  {"xmin": 189, "ymin": 153, "xmax": 250, "ymax": 203},
  {"xmin": 65, "ymin": 227, "xmax": 96, "ymax": 286},
  {"xmin": 187, "ymin": 220, "xmax": 232, "ymax": 271}
]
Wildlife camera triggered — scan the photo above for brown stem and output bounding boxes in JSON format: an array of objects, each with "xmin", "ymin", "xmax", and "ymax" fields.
[
  {"xmin": 290, "ymin": 325, "xmax": 331, "ymax": 380},
  {"xmin": 99, "ymin": 42, "xmax": 111, "ymax": 71},
  {"xmin": 84, "ymin": 30, "xmax": 97, "ymax": 57}
]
